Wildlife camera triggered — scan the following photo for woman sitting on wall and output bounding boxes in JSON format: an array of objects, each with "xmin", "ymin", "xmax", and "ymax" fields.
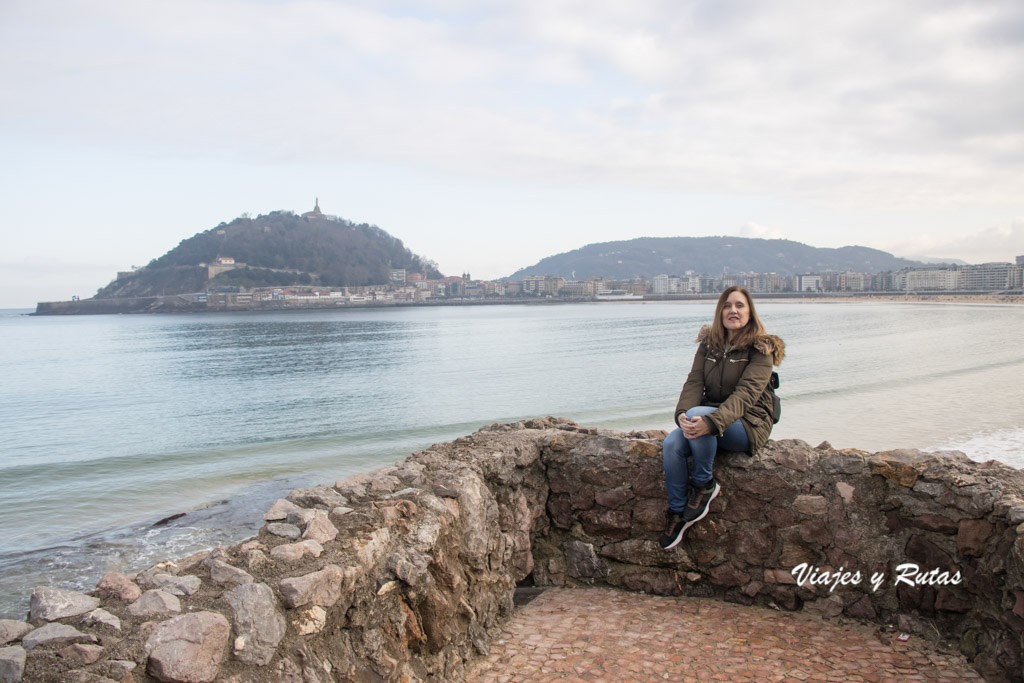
[{"xmin": 660, "ymin": 286, "xmax": 785, "ymax": 550}]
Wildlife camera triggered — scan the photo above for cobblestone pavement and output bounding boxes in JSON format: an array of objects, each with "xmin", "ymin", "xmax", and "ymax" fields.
[{"xmin": 468, "ymin": 588, "xmax": 981, "ymax": 682}]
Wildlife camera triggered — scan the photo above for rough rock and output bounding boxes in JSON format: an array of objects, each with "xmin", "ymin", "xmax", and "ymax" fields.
[
  {"xmin": 906, "ymin": 514, "xmax": 958, "ymax": 534},
  {"xmin": 0, "ymin": 647, "xmax": 26, "ymax": 683},
  {"xmin": 144, "ymin": 612, "xmax": 230, "ymax": 683},
  {"xmin": 798, "ymin": 519, "xmax": 832, "ymax": 546},
  {"xmin": 719, "ymin": 491, "xmax": 765, "ymax": 523},
  {"xmin": 208, "ymin": 559, "xmax": 254, "ymax": 587},
  {"xmin": 286, "ymin": 508, "xmax": 318, "ymax": 526},
  {"xmin": 127, "ymin": 590, "xmax": 181, "ymax": 617},
  {"xmin": 846, "ymin": 595, "xmax": 877, "ymax": 619},
  {"xmin": 264, "ymin": 498, "xmax": 301, "ymax": 521},
  {"xmin": 622, "ymin": 570, "xmax": 683, "ymax": 595},
  {"xmin": 743, "ymin": 581, "xmax": 764, "ymax": 597},
  {"xmin": 82, "ymin": 609, "xmax": 121, "ymax": 631},
  {"xmin": 792, "ymin": 495, "xmax": 828, "ymax": 517},
  {"xmin": 580, "ymin": 508, "xmax": 631, "ymax": 538},
  {"xmin": 149, "ymin": 573, "xmax": 202, "ymax": 596},
  {"xmin": 269, "ymin": 539, "xmax": 324, "ymax": 562},
  {"xmin": 21, "ymin": 623, "xmax": 96, "ymax": 650},
  {"xmin": 57, "ymin": 643, "xmax": 105, "ymax": 666},
  {"xmin": 563, "ymin": 541, "xmax": 609, "ymax": 580},
  {"xmin": 236, "ymin": 540, "xmax": 265, "ymax": 554},
  {"xmin": 958, "ymin": 519, "xmax": 994, "ymax": 557},
  {"xmin": 176, "ymin": 550, "xmax": 211, "ymax": 574},
  {"xmin": 728, "ymin": 526, "xmax": 776, "ymax": 565},
  {"xmin": 28, "ymin": 587, "xmax": 100, "ymax": 622},
  {"xmin": 594, "ymin": 486, "xmax": 634, "ymax": 509},
  {"xmin": 869, "ymin": 458, "xmax": 920, "ymax": 487},
  {"xmin": 95, "ymin": 572, "xmax": 142, "ymax": 602},
  {"xmin": 266, "ymin": 523, "xmax": 301, "ymax": 540},
  {"xmin": 764, "ymin": 568, "xmax": 797, "ymax": 585},
  {"xmin": 136, "ymin": 561, "xmax": 180, "ymax": 587},
  {"xmin": 709, "ymin": 563, "xmax": 750, "ymax": 588},
  {"xmin": 773, "ymin": 446, "xmax": 811, "ymax": 472},
  {"xmin": 599, "ymin": 539, "xmax": 692, "ymax": 569},
  {"xmin": 302, "ymin": 512, "xmax": 339, "ymax": 544},
  {"xmin": 456, "ymin": 475, "xmax": 495, "ymax": 569},
  {"xmin": 279, "ymin": 565, "xmax": 355, "ymax": 609},
  {"xmin": 835, "ymin": 481, "xmax": 855, "ymax": 503},
  {"xmin": 61, "ymin": 673, "xmax": 118, "ymax": 683},
  {"xmin": 287, "ymin": 485, "xmax": 348, "ymax": 510},
  {"xmin": 292, "ymin": 606, "xmax": 327, "ymax": 636},
  {"xmin": 631, "ymin": 498, "xmax": 668, "ymax": 532},
  {"xmin": 224, "ymin": 583, "xmax": 286, "ymax": 665},
  {"xmin": 368, "ymin": 473, "xmax": 402, "ymax": 494},
  {"xmin": 247, "ymin": 549, "xmax": 271, "ymax": 574},
  {"xmin": 105, "ymin": 661, "xmax": 138, "ymax": 679},
  {"xmin": 0, "ymin": 622, "xmax": 31, "ymax": 647}
]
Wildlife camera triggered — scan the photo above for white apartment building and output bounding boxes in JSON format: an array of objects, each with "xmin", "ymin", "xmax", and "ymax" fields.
[
  {"xmin": 839, "ymin": 271, "xmax": 866, "ymax": 292},
  {"xmin": 797, "ymin": 274, "xmax": 822, "ymax": 292},
  {"xmin": 905, "ymin": 267, "xmax": 961, "ymax": 291},
  {"xmin": 961, "ymin": 262, "xmax": 1021, "ymax": 290}
]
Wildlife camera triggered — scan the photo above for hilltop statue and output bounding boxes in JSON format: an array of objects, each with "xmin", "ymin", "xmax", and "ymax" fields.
[{"xmin": 302, "ymin": 198, "xmax": 324, "ymax": 219}]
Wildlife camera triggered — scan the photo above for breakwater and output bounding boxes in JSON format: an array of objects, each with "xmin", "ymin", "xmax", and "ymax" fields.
[
  {"xmin": 31, "ymin": 296, "xmax": 585, "ymax": 315},
  {"xmin": 1, "ymin": 418, "xmax": 1022, "ymax": 682}
]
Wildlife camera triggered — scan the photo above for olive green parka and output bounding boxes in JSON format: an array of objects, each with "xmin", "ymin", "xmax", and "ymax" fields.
[{"xmin": 673, "ymin": 325, "xmax": 786, "ymax": 455}]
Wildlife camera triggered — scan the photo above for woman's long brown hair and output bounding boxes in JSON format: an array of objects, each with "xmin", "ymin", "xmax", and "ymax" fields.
[{"xmin": 709, "ymin": 285, "xmax": 766, "ymax": 351}]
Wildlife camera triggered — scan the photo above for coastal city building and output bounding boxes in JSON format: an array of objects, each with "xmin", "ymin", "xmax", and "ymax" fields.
[
  {"xmin": 101, "ymin": 245, "xmax": 1023, "ymax": 314},
  {"xmin": 205, "ymin": 257, "xmax": 1024, "ymax": 309},
  {"xmin": 797, "ymin": 274, "xmax": 823, "ymax": 292}
]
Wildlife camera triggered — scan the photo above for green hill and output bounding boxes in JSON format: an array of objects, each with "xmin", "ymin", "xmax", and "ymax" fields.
[
  {"xmin": 505, "ymin": 236, "xmax": 925, "ymax": 280},
  {"xmin": 96, "ymin": 208, "xmax": 442, "ymax": 298}
]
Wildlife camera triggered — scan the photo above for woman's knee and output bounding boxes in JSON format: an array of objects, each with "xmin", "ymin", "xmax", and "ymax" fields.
[
  {"xmin": 686, "ymin": 405, "xmax": 717, "ymax": 420},
  {"xmin": 662, "ymin": 428, "xmax": 687, "ymax": 460}
]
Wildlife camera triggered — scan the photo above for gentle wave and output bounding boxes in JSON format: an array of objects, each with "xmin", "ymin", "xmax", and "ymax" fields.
[{"xmin": 934, "ymin": 427, "xmax": 1024, "ymax": 470}]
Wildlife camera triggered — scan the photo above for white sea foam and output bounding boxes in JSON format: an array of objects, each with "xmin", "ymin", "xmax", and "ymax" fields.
[{"xmin": 933, "ymin": 427, "xmax": 1024, "ymax": 470}]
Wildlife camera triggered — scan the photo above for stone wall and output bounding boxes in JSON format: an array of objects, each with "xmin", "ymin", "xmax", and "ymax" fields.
[
  {"xmin": 2, "ymin": 418, "xmax": 1022, "ymax": 682},
  {"xmin": 536, "ymin": 426, "xmax": 1024, "ymax": 683}
]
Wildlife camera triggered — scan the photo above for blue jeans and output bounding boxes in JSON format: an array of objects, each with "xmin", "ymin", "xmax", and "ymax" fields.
[{"xmin": 662, "ymin": 406, "xmax": 750, "ymax": 512}]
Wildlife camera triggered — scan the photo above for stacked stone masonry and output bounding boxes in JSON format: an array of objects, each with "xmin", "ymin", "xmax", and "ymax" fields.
[{"xmin": 2, "ymin": 417, "xmax": 1023, "ymax": 682}]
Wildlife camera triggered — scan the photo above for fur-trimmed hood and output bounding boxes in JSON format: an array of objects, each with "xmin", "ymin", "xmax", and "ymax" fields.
[{"xmin": 695, "ymin": 325, "xmax": 785, "ymax": 366}]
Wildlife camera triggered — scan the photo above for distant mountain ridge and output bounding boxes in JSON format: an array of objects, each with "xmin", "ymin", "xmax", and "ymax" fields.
[
  {"xmin": 504, "ymin": 236, "xmax": 927, "ymax": 281},
  {"xmin": 96, "ymin": 207, "xmax": 442, "ymax": 298}
]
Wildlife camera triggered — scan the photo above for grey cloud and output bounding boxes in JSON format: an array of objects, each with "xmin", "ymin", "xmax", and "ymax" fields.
[{"xmin": 2, "ymin": 0, "xmax": 1023, "ymax": 210}]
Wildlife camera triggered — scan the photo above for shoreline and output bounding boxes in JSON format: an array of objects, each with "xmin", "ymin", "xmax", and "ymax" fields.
[
  {"xmin": 29, "ymin": 290, "xmax": 1024, "ymax": 315},
  {"xmin": 756, "ymin": 293, "xmax": 1024, "ymax": 305}
]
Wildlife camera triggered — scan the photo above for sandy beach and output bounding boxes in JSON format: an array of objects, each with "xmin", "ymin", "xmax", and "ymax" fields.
[{"xmin": 757, "ymin": 293, "xmax": 1024, "ymax": 305}]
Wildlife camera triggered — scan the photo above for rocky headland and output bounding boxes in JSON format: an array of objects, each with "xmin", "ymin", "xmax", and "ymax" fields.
[{"xmin": 1, "ymin": 418, "xmax": 1022, "ymax": 682}]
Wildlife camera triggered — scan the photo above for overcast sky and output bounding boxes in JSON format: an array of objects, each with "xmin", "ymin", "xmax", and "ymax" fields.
[{"xmin": 2, "ymin": 0, "xmax": 1023, "ymax": 307}]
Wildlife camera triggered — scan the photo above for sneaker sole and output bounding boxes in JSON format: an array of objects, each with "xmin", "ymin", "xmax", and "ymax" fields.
[
  {"xmin": 685, "ymin": 483, "xmax": 720, "ymax": 529},
  {"xmin": 662, "ymin": 519, "xmax": 696, "ymax": 550},
  {"xmin": 662, "ymin": 484, "xmax": 721, "ymax": 550}
]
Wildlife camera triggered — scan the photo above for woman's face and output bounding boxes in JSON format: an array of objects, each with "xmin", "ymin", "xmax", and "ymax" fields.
[{"xmin": 722, "ymin": 290, "xmax": 750, "ymax": 336}]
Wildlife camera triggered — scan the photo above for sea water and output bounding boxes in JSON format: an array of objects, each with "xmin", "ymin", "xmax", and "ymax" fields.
[{"xmin": 1, "ymin": 301, "xmax": 1022, "ymax": 618}]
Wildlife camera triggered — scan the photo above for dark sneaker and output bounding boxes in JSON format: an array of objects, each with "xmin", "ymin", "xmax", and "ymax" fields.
[
  {"xmin": 659, "ymin": 509, "xmax": 689, "ymax": 550},
  {"xmin": 682, "ymin": 479, "xmax": 720, "ymax": 525}
]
